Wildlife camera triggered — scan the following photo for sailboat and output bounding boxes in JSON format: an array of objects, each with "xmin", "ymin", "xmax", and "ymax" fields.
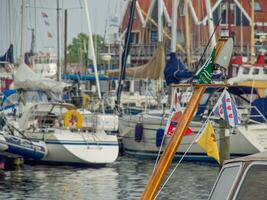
[{"xmin": 0, "ymin": 0, "xmax": 119, "ymax": 166}]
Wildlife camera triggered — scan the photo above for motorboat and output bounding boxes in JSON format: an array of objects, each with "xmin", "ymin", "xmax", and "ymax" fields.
[{"xmin": 208, "ymin": 151, "xmax": 267, "ymax": 200}]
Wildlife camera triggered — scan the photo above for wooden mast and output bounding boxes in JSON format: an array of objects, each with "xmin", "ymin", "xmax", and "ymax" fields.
[
  {"xmin": 250, "ymin": 0, "xmax": 255, "ymax": 64},
  {"xmin": 185, "ymin": 0, "xmax": 191, "ymax": 69},
  {"xmin": 140, "ymin": 85, "xmax": 207, "ymax": 200}
]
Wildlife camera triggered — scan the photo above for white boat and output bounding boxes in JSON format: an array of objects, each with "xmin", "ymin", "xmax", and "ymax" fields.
[
  {"xmin": 119, "ymin": 86, "xmax": 267, "ymax": 162},
  {"xmin": 28, "ymin": 52, "xmax": 57, "ymax": 78},
  {"xmin": 15, "ymin": 102, "xmax": 119, "ymax": 166}
]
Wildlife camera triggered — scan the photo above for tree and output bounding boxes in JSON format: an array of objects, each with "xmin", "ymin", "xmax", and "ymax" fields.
[{"xmin": 67, "ymin": 33, "xmax": 104, "ymax": 66}]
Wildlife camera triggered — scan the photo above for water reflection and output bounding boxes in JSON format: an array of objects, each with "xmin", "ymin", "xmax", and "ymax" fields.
[{"xmin": 0, "ymin": 157, "xmax": 218, "ymax": 200}]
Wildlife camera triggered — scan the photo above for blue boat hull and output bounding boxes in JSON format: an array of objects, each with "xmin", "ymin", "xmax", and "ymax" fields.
[{"xmin": 0, "ymin": 133, "xmax": 47, "ymax": 160}]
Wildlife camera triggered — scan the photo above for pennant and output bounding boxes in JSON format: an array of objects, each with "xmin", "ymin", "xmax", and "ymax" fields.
[
  {"xmin": 196, "ymin": 121, "xmax": 220, "ymax": 164},
  {"xmin": 47, "ymin": 31, "xmax": 53, "ymax": 38},
  {"xmin": 196, "ymin": 48, "xmax": 215, "ymax": 84},
  {"xmin": 213, "ymin": 89, "xmax": 241, "ymax": 127},
  {"xmin": 41, "ymin": 12, "xmax": 48, "ymax": 18}
]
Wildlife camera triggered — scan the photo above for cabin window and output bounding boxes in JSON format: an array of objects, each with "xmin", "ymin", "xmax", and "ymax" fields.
[
  {"xmin": 263, "ymin": 68, "xmax": 267, "ymax": 74},
  {"xmin": 235, "ymin": 163, "xmax": 267, "ymax": 200},
  {"xmin": 252, "ymin": 68, "xmax": 260, "ymax": 74},
  {"xmin": 243, "ymin": 68, "xmax": 250, "ymax": 74},
  {"xmin": 209, "ymin": 165, "xmax": 240, "ymax": 200}
]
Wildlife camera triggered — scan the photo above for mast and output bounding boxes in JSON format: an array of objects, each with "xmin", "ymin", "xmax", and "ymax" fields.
[
  {"xmin": 158, "ymin": 0, "xmax": 163, "ymax": 42},
  {"xmin": 20, "ymin": 0, "xmax": 26, "ymax": 64},
  {"xmin": 57, "ymin": 0, "xmax": 61, "ymax": 81},
  {"xmin": 227, "ymin": 0, "xmax": 232, "ymax": 36},
  {"xmin": 250, "ymin": 0, "xmax": 255, "ymax": 64},
  {"xmin": 64, "ymin": 9, "xmax": 67, "ymax": 75},
  {"xmin": 115, "ymin": 0, "xmax": 137, "ymax": 111},
  {"xmin": 84, "ymin": 0, "xmax": 102, "ymax": 100},
  {"xmin": 240, "ymin": 0, "xmax": 243, "ymax": 53},
  {"xmin": 205, "ymin": 0, "xmax": 216, "ymax": 52},
  {"xmin": 185, "ymin": 0, "xmax": 191, "ymax": 69},
  {"xmin": 171, "ymin": 0, "xmax": 179, "ymax": 52}
]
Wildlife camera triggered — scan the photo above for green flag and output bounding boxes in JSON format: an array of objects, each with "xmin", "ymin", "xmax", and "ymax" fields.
[{"xmin": 196, "ymin": 48, "xmax": 215, "ymax": 84}]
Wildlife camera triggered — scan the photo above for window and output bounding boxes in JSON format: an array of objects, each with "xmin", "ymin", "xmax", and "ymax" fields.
[
  {"xmin": 178, "ymin": 1, "xmax": 185, "ymax": 16},
  {"xmin": 130, "ymin": 32, "xmax": 139, "ymax": 44},
  {"xmin": 209, "ymin": 165, "xmax": 241, "ymax": 200},
  {"xmin": 243, "ymin": 68, "xmax": 250, "ymax": 74},
  {"xmin": 235, "ymin": 164, "xmax": 267, "ymax": 200},
  {"xmin": 263, "ymin": 68, "xmax": 267, "ymax": 74},
  {"xmin": 220, "ymin": 2, "xmax": 236, "ymax": 25},
  {"xmin": 252, "ymin": 68, "xmax": 260, "ymax": 74},
  {"xmin": 250, "ymin": 1, "xmax": 262, "ymax": 12}
]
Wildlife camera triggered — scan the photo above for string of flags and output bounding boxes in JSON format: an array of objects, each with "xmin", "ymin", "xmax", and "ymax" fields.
[
  {"xmin": 41, "ymin": 11, "xmax": 53, "ymax": 39},
  {"xmin": 195, "ymin": 88, "xmax": 241, "ymax": 164},
  {"xmin": 165, "ymin": 88, "xmax": 241, "ymax": 164}
]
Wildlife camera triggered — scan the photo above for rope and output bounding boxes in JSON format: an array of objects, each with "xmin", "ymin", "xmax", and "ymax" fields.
[{"xmin": 154, "ymin": 111, "xmax": 214, "ymax": 199}]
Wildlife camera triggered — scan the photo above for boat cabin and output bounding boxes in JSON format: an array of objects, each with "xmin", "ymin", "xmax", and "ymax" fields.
[{"xmin": 209, "ymin": 151, "xmax": 267, "ymax": 200}]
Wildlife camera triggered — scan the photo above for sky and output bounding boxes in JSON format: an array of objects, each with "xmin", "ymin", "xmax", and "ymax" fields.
[{"xmin": 0, "ymin": 0, "xmax": 128, "ymax": 61}]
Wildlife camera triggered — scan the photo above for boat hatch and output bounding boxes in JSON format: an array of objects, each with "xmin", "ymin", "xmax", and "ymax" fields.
[{"xmin": 209, "ymin": 162, "xmax": 242, "ymax": 200}]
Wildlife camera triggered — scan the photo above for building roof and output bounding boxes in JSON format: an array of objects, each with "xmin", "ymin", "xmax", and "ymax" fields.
[{"xmin": 122, "ymin": 0, "xmax": 267, "ymax": 28}]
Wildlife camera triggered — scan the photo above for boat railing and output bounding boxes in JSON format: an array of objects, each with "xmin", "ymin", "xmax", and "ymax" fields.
[{"xmin": 238, "ymin": 105, "xmax": 267, "ymax": 124}]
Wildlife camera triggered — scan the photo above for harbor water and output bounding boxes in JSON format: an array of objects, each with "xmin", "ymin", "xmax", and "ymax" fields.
[{"xmin": 0, "ymin": 156, "xmax": 219, "ymax": 200}]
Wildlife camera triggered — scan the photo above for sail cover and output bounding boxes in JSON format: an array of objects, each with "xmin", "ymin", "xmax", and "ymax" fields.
[
  {"xmin": 164, "ymin": 53, "xmax": 193, "ymax": 85},
  {"xmin": 107, "ymin": 42, "xmax": 165, "ymax": 79},
  {"xmin": 0, "ymin": 44, "xmax": 14, "ymax": 63},
  {"xmin": 14, "ymin": 63, "xmax": 67, "ymax": 93}
]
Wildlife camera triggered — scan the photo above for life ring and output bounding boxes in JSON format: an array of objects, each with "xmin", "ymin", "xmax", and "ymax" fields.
[{"xmin": 64, "ymin": 110, "xmax": 83, "ymax": 128}]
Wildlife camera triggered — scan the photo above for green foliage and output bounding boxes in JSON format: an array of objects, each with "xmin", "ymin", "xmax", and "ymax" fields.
[{"xmin": 67, "ymin": 33, "xmax": 104, "ymax": 65}]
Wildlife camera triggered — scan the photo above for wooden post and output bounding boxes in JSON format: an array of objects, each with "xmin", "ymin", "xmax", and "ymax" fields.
[
  {"xmin": 219, "ymin": 119, "xmax": 230, "ymax": 165},
  {"xmin": 140, "ymin": 85, "xmax": 206, "ymax": 200}
]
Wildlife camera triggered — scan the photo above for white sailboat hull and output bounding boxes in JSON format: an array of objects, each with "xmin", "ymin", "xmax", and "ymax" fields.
[
  {"xmin": 119, "ymin": 115, "xmax": 262, "ymax": 162},
  {"xmin": 25, "ymin": 129, "xmax": 119, "ymax": 165}
]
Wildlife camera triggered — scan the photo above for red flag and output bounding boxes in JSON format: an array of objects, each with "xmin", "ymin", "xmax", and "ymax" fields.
[{"xmin": 166, "ymin": 92, "xmax": 193, "ymax": 136}]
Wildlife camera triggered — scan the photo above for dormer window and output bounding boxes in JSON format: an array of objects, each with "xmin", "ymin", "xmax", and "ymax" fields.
[{"xmin": 250, "ymin": 1, "xmax": 262, "ymax": 12}]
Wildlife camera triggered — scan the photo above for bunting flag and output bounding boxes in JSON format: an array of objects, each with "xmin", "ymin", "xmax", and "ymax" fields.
[
  {"xmin": 44, "ymin": 20, "xmax": 50, "ymax": 26},
  {"xmin": 47, "ymin": 31, "xmax": 53, "ymax": 38},
  {"xmin": 196, "ymin": 48, "xmax": 216, "ymax": 84},
  {"xmin": 41, "ymin": 11, "xmax": 53, "ymax": 39},
  {"xmin": 166, "ymin": 92, "xmax": 193, "ymax": 136},
  {"xmin": 212, "ymin": 89, "xmax": 241, "ymax": 127},
  {"xmin": 41, "ymin": 11, "xmax": 48, "ymax": 18},
  {"xmin": 196, "ymin": 121, "xmax": 220, "ymax": 164}
]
